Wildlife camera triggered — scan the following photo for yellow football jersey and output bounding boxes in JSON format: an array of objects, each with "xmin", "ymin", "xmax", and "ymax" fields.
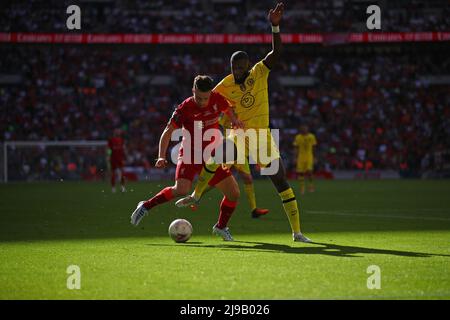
[
  {"xmin": 214, "ymin": 60, "xmax": 270, "ymax": 129},
  {"xmin": 293, "ymin": 133, "xmax": 317, "ymax": 160}
]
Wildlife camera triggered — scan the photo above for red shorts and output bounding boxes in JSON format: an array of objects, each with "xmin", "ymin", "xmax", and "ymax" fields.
[
  {"xmin": 175, "ymin": 161, "xmax": 231, "ymax": 186},
  {"xmin": 110, "ymin": 158, "xmax": 124, "ymax": 170}
]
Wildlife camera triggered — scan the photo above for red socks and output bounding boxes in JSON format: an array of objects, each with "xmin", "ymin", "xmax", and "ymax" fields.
[
  {"xmin": 143, "ymin": 189, "xmax": 236, "ymax": 230},
  {"xmin": 143, "ymin": 187, "xmax": 174, "ymax": 210},
  {"xmin": 216, "ymin": 197, "xmax": 237, "ymax": 229}
]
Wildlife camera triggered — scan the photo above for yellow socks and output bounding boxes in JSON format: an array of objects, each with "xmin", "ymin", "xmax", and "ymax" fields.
[
  {"xmin": 243, "ymin": 183, "xmax": 257, "ymax": 211},
  {"xmin": 298, "ymin": 175, "xmax": 305, "ymax": 194},
  {"xmin": 192, "ymin": 162, "xmax": 220, "ymax": 200},
  {"xmin": 279, "ymin": 188, "xmax": 301, "ymax": 234}
]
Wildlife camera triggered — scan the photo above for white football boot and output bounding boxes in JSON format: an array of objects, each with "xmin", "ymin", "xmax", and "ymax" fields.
[
  {"xmin": 175, "ymin": 194, "xmax": 200, "ymax": 210},
  {"xmin": 212, "ymin": 224, "xmax": 234, "ymax": 241},
  {"xmin": 293, "ymin": 232, "xmax": 312, "ymax": 243},
  {"xmin": 130, "ymin": 201, "xmax": 148, "ymax": 226}
]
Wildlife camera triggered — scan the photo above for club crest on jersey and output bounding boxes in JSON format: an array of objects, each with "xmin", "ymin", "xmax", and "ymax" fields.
[
  {"xmin": 240, "ymin": 92, "xmax": 255, "ymax": 109},
  {"xmin": 212, "ymin": 104, "xmax": 218, "ymax": 112},
  {"xmin": 239, "ymin": 83, "xmax": 246, "ymax": 92},
  {"xmin": 246, "ymin": 78, "xmax": 255, "ymax": 87}
]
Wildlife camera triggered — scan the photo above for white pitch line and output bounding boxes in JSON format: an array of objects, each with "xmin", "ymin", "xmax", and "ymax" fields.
[{"xmin": 306, "ymin": 210, "xmax": 450, "ymax": 222}]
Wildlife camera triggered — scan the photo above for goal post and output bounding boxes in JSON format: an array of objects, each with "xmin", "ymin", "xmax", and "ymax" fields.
[{"xmin": 3, "ymin": 140, "xmax": 108, "ymax": 183}]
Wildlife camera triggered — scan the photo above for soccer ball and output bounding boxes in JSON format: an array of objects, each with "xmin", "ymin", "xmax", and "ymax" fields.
[{"xmin": 168, "ymin": 219, "xmax": 193, "ymax": 243}]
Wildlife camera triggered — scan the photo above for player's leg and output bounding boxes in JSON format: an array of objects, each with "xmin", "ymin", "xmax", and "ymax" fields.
[
  {"xmin": 251, "ymin": 129, "xmax": 310, "ymax": 241},
  {"xmin": 110, "ymin": 162, "xmax": 117, "ymax": 193},
  {"xmin": 191, "ymin": 163, "xmax": 220, "ymax": 201},
  {"xmin": 175, "ymin": 166, "xmax": 238, "ymax": 211},
  {"xmin": 306, "ymin": 171, "xmax": 315, "ymax": 192},
  {"xmin": 266, "ymin": 158, "xmax": 311, "ymax": 243},
  {"xmin": 297, "ymin": 159, "xmax": 306, "ymax": 195},
  {"xmin": 236, "ymin": 164, "xmax": 269, "ymax": 218},
  {"xmin": 211, "ymin": 173, "xmax": 239, "ymax": 241},
  {"xmin": 298, "ymin": 171, "xmax": 305, "ymax": 195},
  {"xmin": 176, "ymin": 137, "xmax": 238, "ymax": 207},
  {"xmin": 190, "ymin": 136, "xmax": 238, "ymax": 201},
  {"xmin": 119, "ymin": 166, "xmax": 126, "ymax": 193},
  {"xmin": 175, "ymin": 167, "xmax": 231, "ymax": 210},
  {"xmin": 298, "ymin": 173, "xmax": 305, "ymax": 195},
  {"xmin": 131, "ymin": 162, "xmax": 196, "ymax": 226},
  {"xmin": 145, "ymin": 178, "xmax": 191, "ymax": 208},
  {"xmin": 307, "ymin": 158, "xmax": 315, "ymax": 192}
]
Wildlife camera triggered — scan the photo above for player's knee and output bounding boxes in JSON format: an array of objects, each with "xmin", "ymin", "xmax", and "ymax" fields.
[
  {"xmin": 227, "ymin": 185, "xmax": 240, "ymax": 201},
  {"xmin": 173, "ymin": 184, "xmax": 190, "ymax": 196},
  {"xmin": 231, "ymin": 187, "xmax": 240, "ymax": 201}
]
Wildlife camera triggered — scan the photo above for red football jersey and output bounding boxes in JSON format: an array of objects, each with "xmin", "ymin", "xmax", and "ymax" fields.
[
  {"xmin": 168, "ymin": 92, "xmax": 230, "ymax": 161},
  {"xmin": 108, "ymin": 137, "xmax": 125, "ymax": 160}
]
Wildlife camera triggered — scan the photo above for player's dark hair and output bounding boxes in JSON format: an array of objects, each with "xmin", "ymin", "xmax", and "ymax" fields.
[
  {"xmin": 193, "ymin": 75, "xmax": 214, "ymax": 92},
  {"xmin": 230, "ymin": 51, "xmax": 249, "ymax": 64}
]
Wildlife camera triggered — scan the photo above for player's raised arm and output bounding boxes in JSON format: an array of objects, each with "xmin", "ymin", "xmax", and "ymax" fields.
[
  {"xmin": 263, "ymin": 2, "xmax": 284, "ymax": 70},
  {"xmin": 156, "ymin": 123, "xmax": 176, "ymax": 168}
]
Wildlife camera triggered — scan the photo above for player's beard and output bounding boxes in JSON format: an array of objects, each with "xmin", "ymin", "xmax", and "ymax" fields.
[{"xmin": 234, "ymin": 71, "xmax": 250, "ymax": 84}]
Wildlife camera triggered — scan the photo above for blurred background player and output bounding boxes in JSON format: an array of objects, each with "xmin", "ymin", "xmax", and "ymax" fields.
[
  {"xmin": 176, "ymin": 2, "xmax": 311, "ymax": 243},
  {"xmin": 130, "ymin": 75, "xmax": 242, "ymax": 241},
  {"xmin": 107, "ymin": 128, "xmax": 126, "ymax": 193},
  {"xmin": 293, "ymin": 125, "xmax": 317, "ymax": 194}
]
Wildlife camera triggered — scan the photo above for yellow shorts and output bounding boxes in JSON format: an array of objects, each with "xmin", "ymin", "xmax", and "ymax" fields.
[
  {"xmin": 227, "ymin": 128, "xmax": 280, "ymax": 168},
  {"xmin": 296, "ymin": 158, "xmax": 314, "ymax": 173}
]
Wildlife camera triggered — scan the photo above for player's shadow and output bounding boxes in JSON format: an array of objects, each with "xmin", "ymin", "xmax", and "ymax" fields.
[{"xmin": 146, "ymin": 241, "xmax": 450, "ymax": 258}]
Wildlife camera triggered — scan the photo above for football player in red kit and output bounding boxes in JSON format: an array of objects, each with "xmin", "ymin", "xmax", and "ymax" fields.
[
  {"xmin": 108, "ymin": 128, "xmax": 127, "ymax": 193},
  {"xmin": 130, "ymin": 75, "xmax": 244, "ymax": 241}
]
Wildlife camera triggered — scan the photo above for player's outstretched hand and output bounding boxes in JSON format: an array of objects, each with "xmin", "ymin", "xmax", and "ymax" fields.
[
  {"xmin": 155, "ymin": 158, "xmax": 168, "ymax": 168},
  {"xmin": 268, "ymin": 2, "xmax": 284, "ymax": 26}
]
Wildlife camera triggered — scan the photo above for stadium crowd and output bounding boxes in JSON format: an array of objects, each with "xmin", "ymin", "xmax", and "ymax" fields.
[
  {"xmin": 1, "ymin": 43, "xmax": 449, "ymax": 180},
  {"xmin": 1, "ymin": 0, "xmax": 449, "ymax": 33}
]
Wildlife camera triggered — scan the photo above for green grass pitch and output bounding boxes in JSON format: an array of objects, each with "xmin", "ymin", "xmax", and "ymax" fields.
[{"xmin": 0, "ymin": 179, "xmax": 449, "ymax": 299}]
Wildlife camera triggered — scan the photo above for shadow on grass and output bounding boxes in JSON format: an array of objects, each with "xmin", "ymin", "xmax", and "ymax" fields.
[{"xmin": 146, "ymin": 240, "xmax": 450, "ymax": 258}]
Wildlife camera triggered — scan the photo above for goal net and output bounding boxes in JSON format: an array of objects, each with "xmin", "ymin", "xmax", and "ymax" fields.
[{"xmin": 2, "ymin": 141, "xmax": 108, "ymax": 182}]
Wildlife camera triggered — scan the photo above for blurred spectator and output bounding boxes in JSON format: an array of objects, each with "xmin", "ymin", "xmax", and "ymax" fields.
[
  {"xmin": 0, "ymin": 43, "xmax": 449, "ymax": 180},
  {"xmin": 0, "ymin": 0, "xmax": 449, "ymax": 33}
]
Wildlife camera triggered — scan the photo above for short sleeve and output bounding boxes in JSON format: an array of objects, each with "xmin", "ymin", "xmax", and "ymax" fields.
[
  {"xmin": 253, "ymin": 60, "xmax": 271, "ymax": 79},
  {"xmin": 168, "ymin": 105, "xmax": 183, "ymax": 128},
  {"xmin": 214, "ymin": 80, "xmax": 226, "ymax": 97}
]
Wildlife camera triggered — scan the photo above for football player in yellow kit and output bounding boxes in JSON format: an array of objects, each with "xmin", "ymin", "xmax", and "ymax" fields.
[{"xmin": 293, "ymin": 125, "xmax": 317, "ymax": 194}]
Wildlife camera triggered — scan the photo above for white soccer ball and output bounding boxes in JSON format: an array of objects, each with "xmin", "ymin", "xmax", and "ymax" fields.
[{"xmin": 168, "ymin": 219, "xmax": 193, "ymax": 243}]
